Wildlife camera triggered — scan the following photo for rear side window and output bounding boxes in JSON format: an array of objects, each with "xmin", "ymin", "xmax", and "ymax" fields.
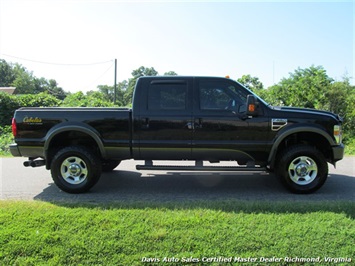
[{"xmin": 148, "ymin": 83, "xmax": 187, "ymax": 110}]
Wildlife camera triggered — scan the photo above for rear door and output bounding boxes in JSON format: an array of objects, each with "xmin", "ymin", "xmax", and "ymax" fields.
[{"xmin": 136, "ymin": 78, "xmax": 193, "ymax": 160}]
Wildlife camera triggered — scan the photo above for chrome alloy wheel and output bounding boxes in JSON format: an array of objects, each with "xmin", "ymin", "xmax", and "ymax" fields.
[
  {"xmin": 288, "ymin": 156, "xmax": 318, "ymax": 185},
  {"xmin": 60, "ymin": 156, "xmax": 88, "ymax": 185}
]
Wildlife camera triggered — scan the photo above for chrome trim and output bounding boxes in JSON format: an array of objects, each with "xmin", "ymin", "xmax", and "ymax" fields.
[{"xmin": 271, "ymin": 118, "xmax": 288, "ymax": 131}]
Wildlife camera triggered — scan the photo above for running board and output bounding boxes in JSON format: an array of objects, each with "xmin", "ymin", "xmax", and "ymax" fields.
[{"xmin": 136, "ymin": 160, "xmax": 266, "ymax": 172}]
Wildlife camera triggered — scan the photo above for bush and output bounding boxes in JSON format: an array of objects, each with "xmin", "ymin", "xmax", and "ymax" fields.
[
  {"xmin": 0, "ymin": 92, "xmax": 20, "ymax": 127},
  {"xmin": 344, "ymin": 137, "xmax": 355, "ymax": 155},
  {"xmin": 0, "ymin": 126, "xmax": 13, "ymax": 156},
  {"xmin": 0, "ymin": 92, "xmax": 60, "ymax": 128},
  {"xmin": 17, "ymin": 93, "xmax": 61, "ymax": 108},
  {"xmin": 61, "ymin": 91, "xmax": 114, "ymax": 107}
]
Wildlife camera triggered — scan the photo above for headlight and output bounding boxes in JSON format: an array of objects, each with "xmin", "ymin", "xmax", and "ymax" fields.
[{"xmin": 334, "ymin": 125, "xmax": 342, "ymax": 144}]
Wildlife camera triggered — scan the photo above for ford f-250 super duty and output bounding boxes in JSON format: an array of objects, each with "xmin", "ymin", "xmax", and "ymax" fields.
[{"xmin": 10, "ymin": 76, "xmax": 344, "ymax": 194}]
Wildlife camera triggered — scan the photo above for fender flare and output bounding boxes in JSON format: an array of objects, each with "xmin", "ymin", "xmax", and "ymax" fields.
[
  {"xmin": 268, "ymin": 126, "xmax": 335, "ymax": 170},
  {"xmin": 44, "ymin": 123, "xmax": 107, "ymax": 159}
]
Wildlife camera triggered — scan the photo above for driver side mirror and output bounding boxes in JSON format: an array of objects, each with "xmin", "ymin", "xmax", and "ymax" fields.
[{"xmin": 246, "ymin": 95, "xmax": 258, "ymax": 116}]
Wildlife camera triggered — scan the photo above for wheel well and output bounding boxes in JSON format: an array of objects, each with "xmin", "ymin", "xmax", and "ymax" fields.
[
  {"xmin": 46, "ymin": 131, "xmax": 102, "ymax": 169},
  {"xmin": 273, "ymin": 132, "xmax": 333, "ymax": 167}
]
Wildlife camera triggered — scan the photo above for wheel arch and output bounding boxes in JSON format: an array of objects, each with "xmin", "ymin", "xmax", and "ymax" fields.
[
  {"xmin": 44, "ymin": 123, "xmax": 106, "ymax": 169},
  {"xmin": 268, "ymin": 126, "xmax": 335, "ymax": 171}
]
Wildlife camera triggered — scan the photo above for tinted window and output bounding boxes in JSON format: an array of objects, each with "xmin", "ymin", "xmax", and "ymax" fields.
[
  {"xmin": 148, "ymin": 83, "xmax": 187, "ymax": 110},
  {"xmin": 199, "ymin": 80, "xmax": 247, "ymax": 111},
  {"xmin": 199, "ymin": 79, "xmax": 247, "ymax": 113},
  {"xmin": 200, "ymin": 87, "xmax": 233, "ymax": 110}
]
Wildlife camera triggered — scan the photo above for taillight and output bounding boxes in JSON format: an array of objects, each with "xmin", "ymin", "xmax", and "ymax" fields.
[{"xmin": 12, "ymin": 118, "xmax": 17, "ymax": 137}]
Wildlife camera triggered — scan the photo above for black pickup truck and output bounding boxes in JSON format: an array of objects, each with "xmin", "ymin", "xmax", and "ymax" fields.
[{"xmin": 10, "ymin": 76, "xmax": 344, "ymax": 194}]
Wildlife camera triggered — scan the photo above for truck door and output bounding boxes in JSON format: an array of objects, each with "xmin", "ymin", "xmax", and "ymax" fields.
[
  {"xmin": 192, "ymin": 78, "xmax": 270, "ymax": 163},
  {"xmin": 136, "ymin": 78, "xmax": 193, "ymax": 160}
]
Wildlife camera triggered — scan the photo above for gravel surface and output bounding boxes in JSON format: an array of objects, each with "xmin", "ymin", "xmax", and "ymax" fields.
[{"xmin": 1, "ymin": 157, "xmax": 354, "ymax": 203}]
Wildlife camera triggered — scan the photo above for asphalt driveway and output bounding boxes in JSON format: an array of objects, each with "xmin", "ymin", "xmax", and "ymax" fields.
[{"xmin": 1, "ymin": 157, "xmax": 354, "ymax": 203}]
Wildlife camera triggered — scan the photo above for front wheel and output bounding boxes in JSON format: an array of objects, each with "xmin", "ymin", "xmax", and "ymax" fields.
[
  {"xmin": 50, "ymin": 146, "xmax": 102, "ymax": 193},
  {"xmin": 276, "ymin": 145, "xmax": 328, "ymax": 194}
]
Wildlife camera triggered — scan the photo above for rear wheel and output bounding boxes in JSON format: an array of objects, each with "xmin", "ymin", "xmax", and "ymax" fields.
[
  {"xmin": 276, "ymin": 145, "xmax": 328, "ymax": 194},
  {"xmin": 51, "ymin": 146, "xmax": 102, "ymax": 193}
]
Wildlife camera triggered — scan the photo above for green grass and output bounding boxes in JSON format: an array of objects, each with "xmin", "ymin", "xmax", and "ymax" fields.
[{"xmin": 0, "ymin": 201, "xmax": 354, "ymax": 265}]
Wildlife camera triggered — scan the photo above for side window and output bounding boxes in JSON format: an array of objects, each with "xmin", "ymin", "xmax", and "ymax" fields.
[
  {"xmin": 199, "ymin": 80, "xmax": 248, "ymax": 112},
  {"xmin": 148, "ymin": 83, "xmax": 187, "ymax": 110},
  {"xmin": 200, "ymin": 88, "xmax": 233, "ymax": 110}
]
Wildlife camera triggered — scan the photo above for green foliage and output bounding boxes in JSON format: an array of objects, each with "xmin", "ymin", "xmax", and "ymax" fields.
[
  {"xmin": 0, "ymin": 92, "xmax": 60, "ymax": 128},
  {"xmin": 0, "ymin": 126, "xmax": 13, "ymax": 156},
  {"xmin": 34, "ymin": 78, "xmax": 67, "ymax": 100},
  {"xmin": 123, "ymin": 66, "xmax": 159, "ymax": 106},
  {"xmin": 17, "ymin": 93, "xmax": 61, "ymax": 107},
  {"xmin": 0, "ymin": 201, "xmax": 354, "ymax": 265},
  {"xmin": 11, "ymin": 63, "xmax": 37, "ymax": 94},
  {"xmin": 237, "ymin": 74, "xmax": 264, "ymax": 91},
  {"xmin": 61, "ymin": 91, "xmax": 115, "ymax": 107},
  {"xmin": 344, "ymin": 137, "xmax": 355, "ymax": 155},
  {"xmin": 260, "ymin": 66, "xmax": 355, "ymax": 140},
  {"xmin": 0, "ymin": 59, "xmax": 15, "ymax": 86},
  {"xmin": 0, "ymin": 59, "xmax": 67, "ymax": 99},
  {"xmin": 267, "ymin": 66, "xmax": 333, "ymax": 108},
  {"xmin": 97, "ymin": 84, "xmax": 125, "ymax": 106},
  {"xmin": 0, "ymin": 92, "xmax": 20, "ymax": 126},
  {"xmin": 164, "ymin": 71, "xmax": 178, "ymax": 76}
]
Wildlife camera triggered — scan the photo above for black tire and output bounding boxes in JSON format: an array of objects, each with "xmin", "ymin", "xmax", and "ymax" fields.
[
  {"xmin": 276, "ymin": 145, "xmax": 328, "ymax": 194},
  {"xmin": 50, "ymin": 146, "xmax": 102, "ymax": 194},
  {"xmin": 102, "ymin": 160, "xmax": 121, "ymax": 172}
]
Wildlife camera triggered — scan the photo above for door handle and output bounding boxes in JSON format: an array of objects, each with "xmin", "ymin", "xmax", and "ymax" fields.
[
  {"xmin": 142, "ymin": 118, "xmax": 150, "ymax": 129},
  {"xmin": 195, "ymin": 118, "xmax": 203, "ymax": 129},
  {"xmin": 186, "ymin": 122, "xmax": 194, "ymax": 130}
]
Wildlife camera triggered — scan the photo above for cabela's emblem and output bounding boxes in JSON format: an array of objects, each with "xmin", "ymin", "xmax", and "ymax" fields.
[{"xmin": 23, "ymin": 116, "xmax": 43, "ymax": 125}]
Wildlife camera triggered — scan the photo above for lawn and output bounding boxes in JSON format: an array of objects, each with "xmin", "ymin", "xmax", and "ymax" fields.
[{"xmin": 0, "ymin": 200, "xmax": 354, "ymax": 265}]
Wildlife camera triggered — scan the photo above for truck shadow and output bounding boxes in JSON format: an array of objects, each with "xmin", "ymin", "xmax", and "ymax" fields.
[{"xmin": 33, "ymin": 170, "xmax": 355, "ymax": 218}]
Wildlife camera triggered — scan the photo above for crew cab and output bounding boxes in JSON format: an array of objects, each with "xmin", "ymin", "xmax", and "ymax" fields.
[{"xmin": 10, "ymin": 76, "xmax": 344, "ymax": 194}]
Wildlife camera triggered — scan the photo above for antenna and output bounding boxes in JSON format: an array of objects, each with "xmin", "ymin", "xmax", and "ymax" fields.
[{"xmin": 114, "ymin": 59, "xmax": 117, "ymax": 104}]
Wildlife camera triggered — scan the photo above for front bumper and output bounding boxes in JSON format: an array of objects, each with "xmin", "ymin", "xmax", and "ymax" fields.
[
  {"xmin": 10, "ymin": 143, "xmax": 21, "ymax": 157},
  {"xmin": 332, "ymin": 143, "xmax": 345, "ymax": 163}
]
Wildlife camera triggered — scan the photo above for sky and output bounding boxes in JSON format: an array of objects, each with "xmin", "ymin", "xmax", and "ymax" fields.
[{"xmin": 0, "ymin": 0, "xmax": 353, "ymax": 93}]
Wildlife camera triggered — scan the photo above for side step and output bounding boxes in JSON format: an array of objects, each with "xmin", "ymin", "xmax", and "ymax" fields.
[{"xmin": 136, "ymin": 160, "xmax": 266, "ymax": 172}]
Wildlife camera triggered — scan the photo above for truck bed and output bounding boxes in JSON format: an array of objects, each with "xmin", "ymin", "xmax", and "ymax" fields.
[{"xmin": 13, "ymin": 107, "xmax": 132, "ymax": 159}]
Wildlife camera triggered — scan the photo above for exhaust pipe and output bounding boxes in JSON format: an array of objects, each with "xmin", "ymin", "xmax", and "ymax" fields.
[
  {"xmin": 24, "ymin": 160, "xmax": 45, "ymax": 168},
  {"xmin": 30, "ymin": 160, "xmax": 45, "ymax": 167}
]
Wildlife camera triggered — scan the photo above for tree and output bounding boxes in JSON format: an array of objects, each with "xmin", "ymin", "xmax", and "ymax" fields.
[
  {"xmin": 164, "ymin": 71, "xmax": 178, "ymax": 76},
  {"xmin": 97, "ymin": 85, "xmax": 115, "ymax": 102},
  {"xmin": 320, "ymin": 77, "xmax": 355, "ymax": 138},
  {"xmin": 267, "ymin": 65, "xmax": 333, "ymax": 108},
  {"xmin": 47, "ymin": 79, "xmax": 66, "ymax": 100},
  {"xmin": 0, "ymin": 60, "xmax": 66, "ymax": 98},
  {"xmin": 131, "ymin": 66, "xmax": 158, "ymax": 78},
  {"xmin": 0, "ymin": 59, "xmax": 15, "ymax": 87},
  {"xmin": 11, "ymin": 63, "xmax": 37, "ymax": 94},
  {"xmin": 124, "ymin": 66, "xmax": 158, "ymax": 106},
  {"xmin": 237, "ymin": 74, "xmax": 264, "ymax": 91}
]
